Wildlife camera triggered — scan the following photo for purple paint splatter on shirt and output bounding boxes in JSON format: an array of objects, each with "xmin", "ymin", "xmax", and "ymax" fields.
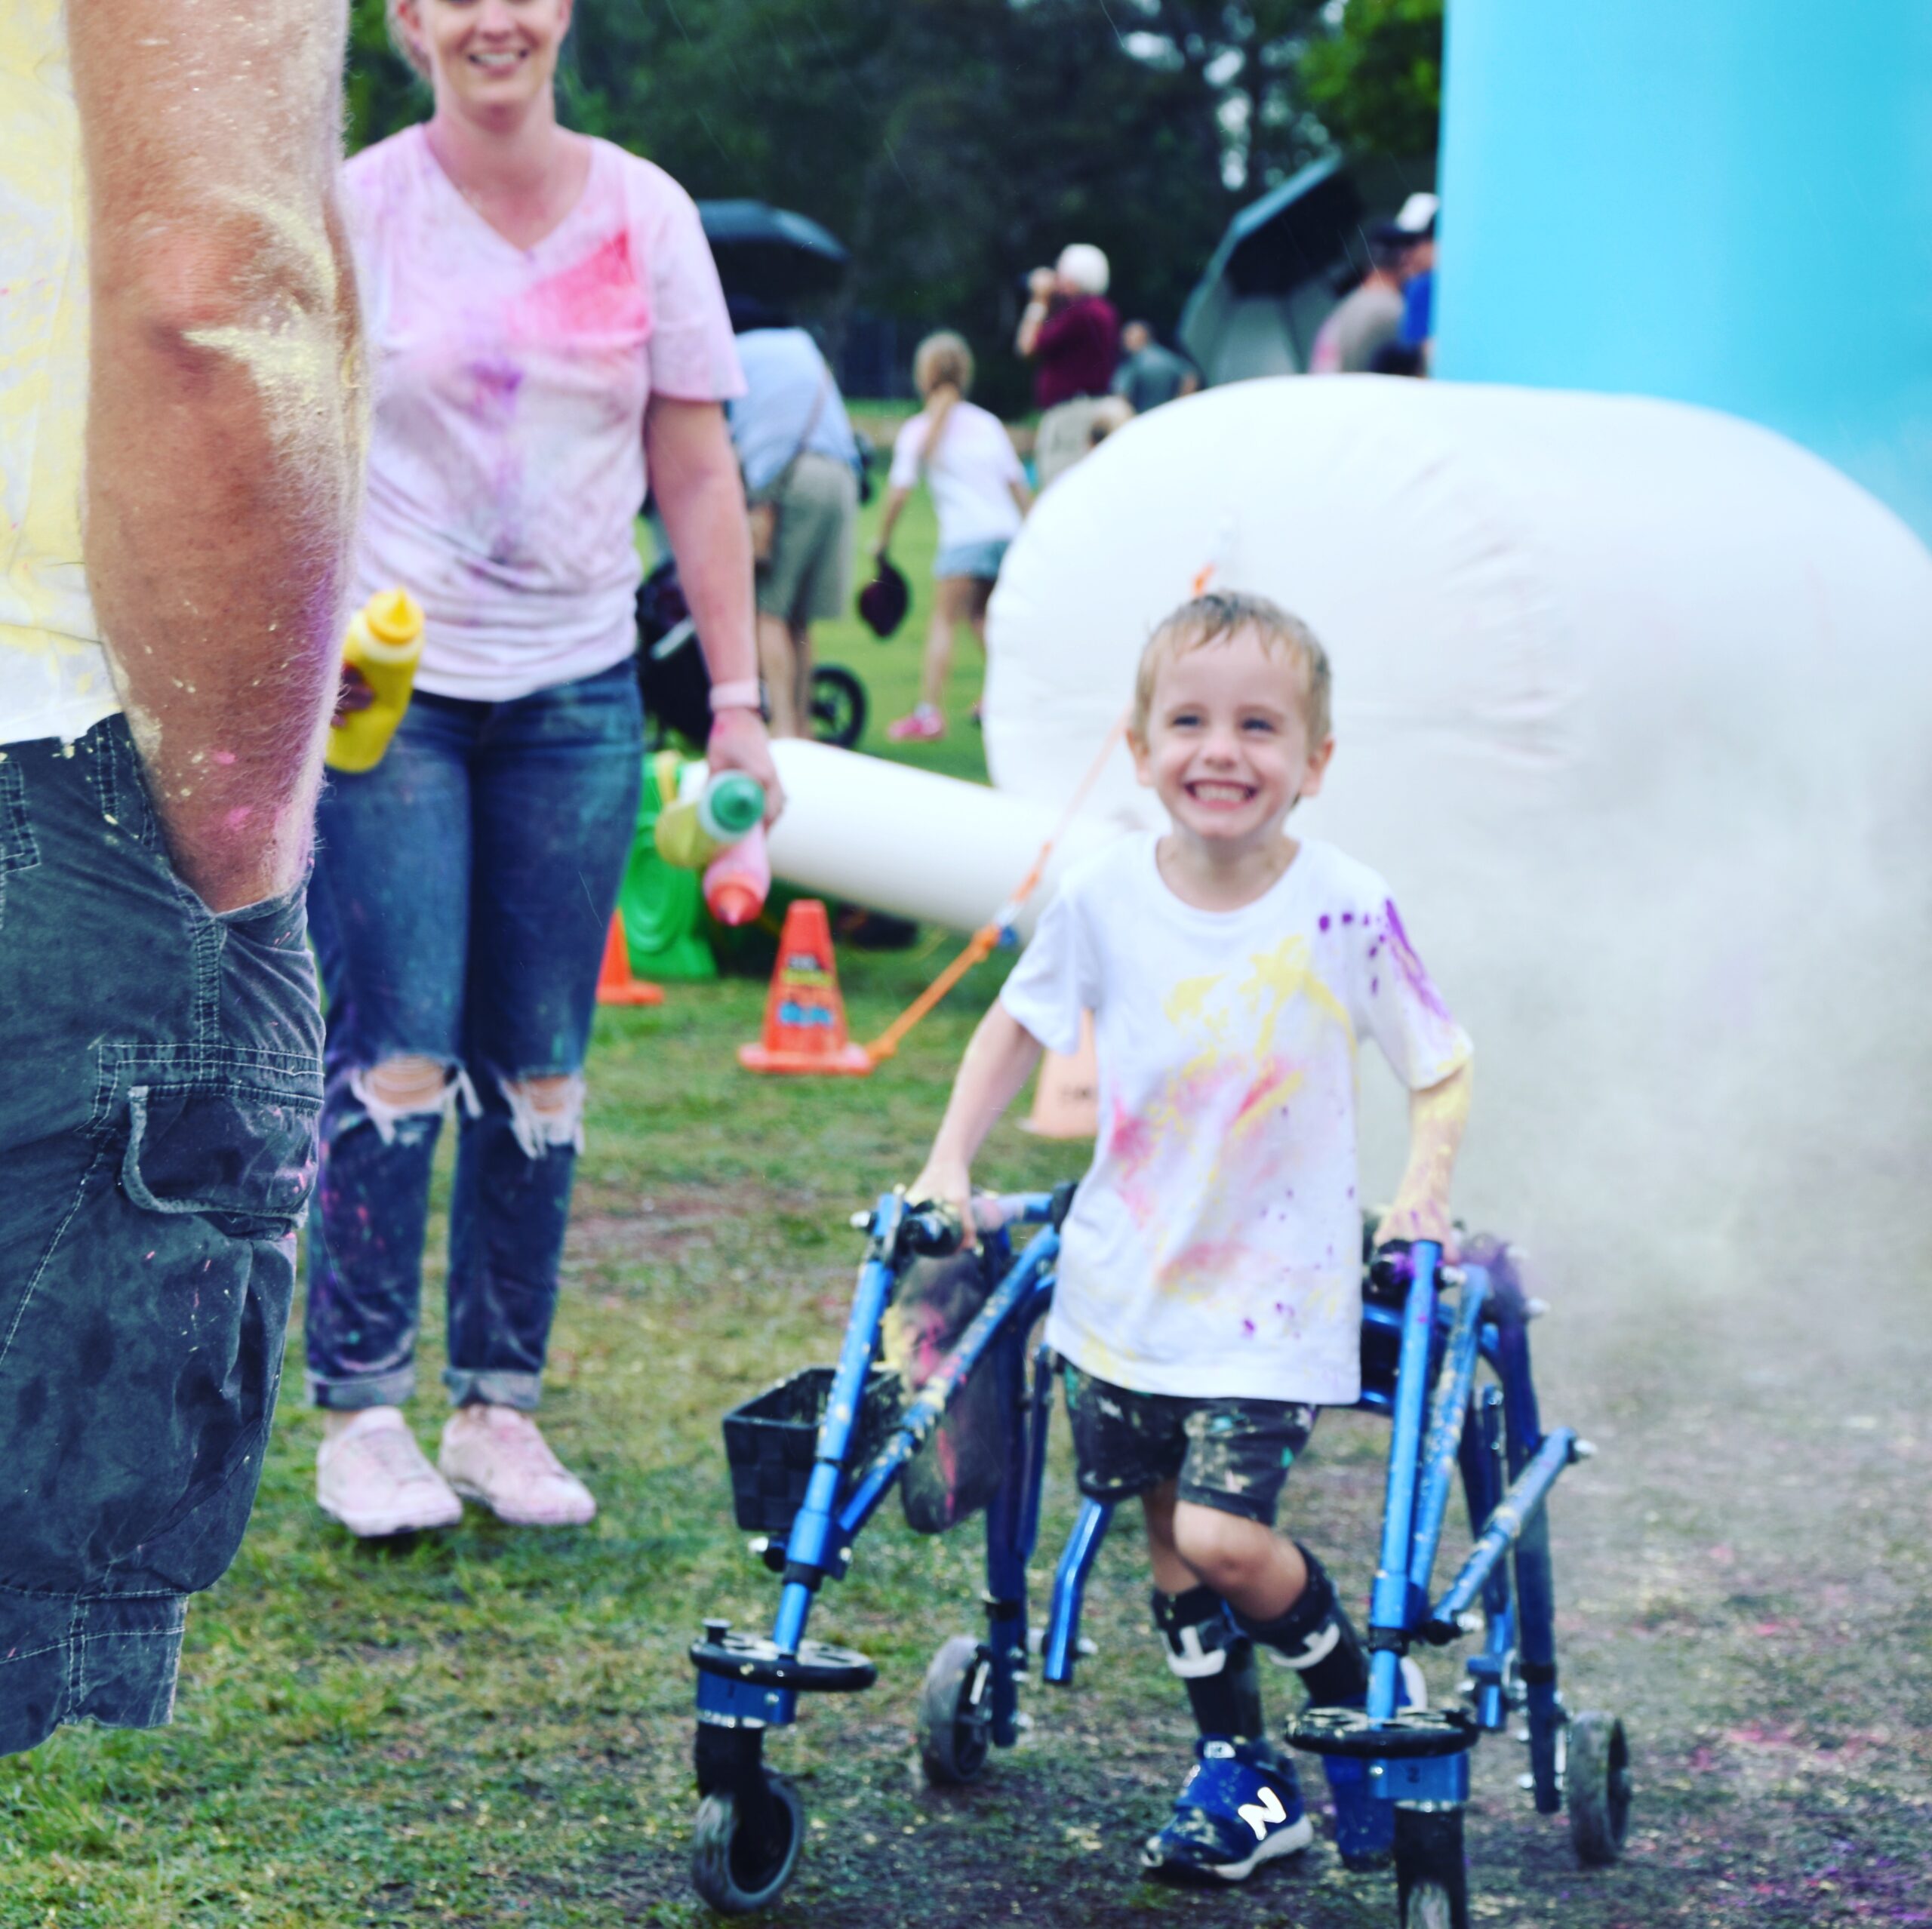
[{"xmin": 1380, "ymin": 897, "xmax": 1452, "ymax": 1022}]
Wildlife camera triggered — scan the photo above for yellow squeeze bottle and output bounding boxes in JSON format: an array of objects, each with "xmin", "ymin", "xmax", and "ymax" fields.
[{"xmin": 326, "ymin": 589, "xmax": 426, "ymax": 773}]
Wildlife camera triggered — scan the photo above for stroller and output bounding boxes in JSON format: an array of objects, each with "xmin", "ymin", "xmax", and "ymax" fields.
[
  {"xmin": 687, "ymin": 1192, "xmax": 1631, "ymax": 1922},
  {"xmin": 636, "ymin": 557, "xmax": 866, "ymax": 749}
]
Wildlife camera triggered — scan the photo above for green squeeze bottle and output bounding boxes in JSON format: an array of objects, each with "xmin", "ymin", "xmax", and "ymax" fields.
[{"xmin": 653, "ymin": 765, "xmax": 767, "ymax": 870}]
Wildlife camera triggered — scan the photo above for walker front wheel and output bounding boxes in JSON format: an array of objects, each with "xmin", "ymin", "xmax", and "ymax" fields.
[
  {"xmin": 1565, "ymin": 1711, "xmax": 1632, "ymax": 1866},
  {"xmin": 690, "ymin": 1774, "xmax": 804, "ymax": 1915},
  {"xmin": 1403, "ymin": 1881, "xmax": 1460, "ymax": 1929},
  {"xmin": 918, "ymin": 1635, "xmax": 994, "ymax": 1786}
]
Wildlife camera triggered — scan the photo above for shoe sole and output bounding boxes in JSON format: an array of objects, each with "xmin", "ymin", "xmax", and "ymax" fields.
[
  {"xmin": 1142, "ymin": 1814, "xmax": 1314, "ymax": 1884},
  {"xmin": 317, "ymin": 1496, "xmax": 464, "ymax": 1539},
  {"xmin": 442, "ymin": 1475, "xmax": 595, "ymax": 1528}
]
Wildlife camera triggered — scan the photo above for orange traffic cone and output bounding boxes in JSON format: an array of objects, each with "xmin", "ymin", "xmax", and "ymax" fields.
[
  {"xmin": 739, "ymin": 899, "xmax": 872, "ymax": 1075},
  {"xmin": 1022, "ymin": 1011, "xmax": 1099, "ymax": 1138},
  {"xmin": 595, "ymin": 910, "xmax": 663, "ymax": 1008}
]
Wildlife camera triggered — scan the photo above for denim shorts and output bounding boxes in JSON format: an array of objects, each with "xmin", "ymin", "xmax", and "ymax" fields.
[
  {"xmin": 0, "ymin": 718, "xmax": 321, "ymax": 1757},
  {"xmin": 1061, "ymin": 1364, "xmax": 1316, "ymax": 1524},
  {"xmin": 934, "ymin": 537, "xmax": 1010, "ymax": 583}
]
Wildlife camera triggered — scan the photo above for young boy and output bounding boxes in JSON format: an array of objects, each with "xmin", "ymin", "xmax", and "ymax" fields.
[{"xmin": 909, "ymin": 592, "xmax": 1473, "ymax": 1882}]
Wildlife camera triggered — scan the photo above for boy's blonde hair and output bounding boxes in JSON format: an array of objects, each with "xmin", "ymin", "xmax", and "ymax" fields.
[{"xmin": 1130, "ymin": 592, "xmax": 1332, "ymax": 746}]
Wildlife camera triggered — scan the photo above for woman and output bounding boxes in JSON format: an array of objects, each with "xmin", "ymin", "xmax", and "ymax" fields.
[
  {"xmin": 878, "ymin": 333, "xmax": 1030, "ymax": 743},
  {"xmin": 306, "ymin": 0, "xmax": 779, "ymax": 1537}
]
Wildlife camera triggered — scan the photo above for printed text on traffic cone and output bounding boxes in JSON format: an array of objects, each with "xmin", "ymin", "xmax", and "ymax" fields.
[{"xmin": 739, "ymin": 899, "xmax": 872, "ymax": 1075}]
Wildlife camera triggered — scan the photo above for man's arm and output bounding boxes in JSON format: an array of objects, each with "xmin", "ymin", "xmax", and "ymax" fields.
[
  {"xmin": 69, "ymin": 0, "xmax": 364, "ymax": 913},
  {"xmin": 645, "ymin": 395, "xmax": 783, "ymax": 821}
]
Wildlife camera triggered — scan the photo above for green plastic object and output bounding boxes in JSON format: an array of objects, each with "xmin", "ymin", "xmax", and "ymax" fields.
[
  {"xmin": 617, "ymin": 753, "xmax": 718, "ymax": 982},
  {"xmin": 704, "ymin": 771, "xmax": 765, "ymax": 840}
]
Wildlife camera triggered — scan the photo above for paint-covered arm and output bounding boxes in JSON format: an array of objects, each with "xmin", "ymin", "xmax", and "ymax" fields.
[
  {"xmin": 70, "ymin": 0, "xmax": 363, "ymax": 914},
  {"xmin": 909, "ymin": 1004, "xmax": 1046, "ymax": 1249},
  {"xmin": 1376, "ymin": 1056, "xmax": 1474, "ymax": 1251},
  {"xmin": 645, "ymin": 394, "xmax": 783, "ymax": 823}
]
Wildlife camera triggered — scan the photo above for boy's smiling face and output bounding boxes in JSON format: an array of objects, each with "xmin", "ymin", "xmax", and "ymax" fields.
[{"xmin": 1130, "ymin": 627, "xmax": 1334, "ymax": 858}]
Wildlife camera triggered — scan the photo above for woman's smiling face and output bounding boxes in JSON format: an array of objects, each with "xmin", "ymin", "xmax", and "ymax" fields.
[{"xmin": 398, "ymin": 0, "xmax": 572, "ymax": 118}]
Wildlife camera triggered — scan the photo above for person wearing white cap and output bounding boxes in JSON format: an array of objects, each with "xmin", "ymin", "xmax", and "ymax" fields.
[{"xmin": 1017, "ymin": 243, "xmax": 1122, "ymax": 488}]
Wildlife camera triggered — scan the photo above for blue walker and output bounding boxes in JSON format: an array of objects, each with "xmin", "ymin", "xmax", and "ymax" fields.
[{"xmin": 688, "ymin": 1192, "xmax": 1631, "ymax": 1921}]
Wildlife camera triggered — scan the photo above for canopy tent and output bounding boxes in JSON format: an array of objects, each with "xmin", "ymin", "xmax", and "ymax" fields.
[
  {"xmin": 1176, "ymin": 158, "xmax": 1362, "ymax": 386},
  {"xmin": 697, "ymin": 200, "xmax": 850, "ymax": 304}
]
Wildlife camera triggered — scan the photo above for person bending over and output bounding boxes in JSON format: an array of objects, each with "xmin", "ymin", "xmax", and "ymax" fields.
[
  {"xmin": 910, "ymin": 592, "xmax": 1473, "ymax": 1880},
  {"xmin": 0, "ymin": 0, "xmax": 361, "ymax": 1753},
  {"xmin": 305, "ymin": 0, "xmax": 778, "ymax": 1538}
]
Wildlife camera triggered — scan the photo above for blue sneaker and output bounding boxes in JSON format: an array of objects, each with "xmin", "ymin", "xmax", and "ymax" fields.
[
  {"xmin": 1320, "ymin": 1658, "xmax": 1428, "ymax": 1870},
  {"xmin": 1140, "ymin": 1738, "xmax": 1315, "ymax": 1883}
]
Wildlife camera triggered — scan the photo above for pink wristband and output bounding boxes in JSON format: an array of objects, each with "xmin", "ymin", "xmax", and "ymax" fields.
[{"xmin": 709, "ymin": 679, "xmax": 761, "ymax": 714}]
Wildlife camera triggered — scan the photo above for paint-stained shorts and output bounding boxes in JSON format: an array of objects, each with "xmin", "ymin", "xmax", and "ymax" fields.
[{"xmin": 1061, "ymin": 1364, "xmax": 1315, "ymax": 1525}]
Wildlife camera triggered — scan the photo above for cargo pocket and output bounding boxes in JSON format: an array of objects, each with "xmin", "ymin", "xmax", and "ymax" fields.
[
  {"xmin": 0, "ymin": 756, "xmax": 39, "ymax": 932},
  {"xmin": 121, "ymin": 1080, "xmax": 319, "ymax": 1236}
]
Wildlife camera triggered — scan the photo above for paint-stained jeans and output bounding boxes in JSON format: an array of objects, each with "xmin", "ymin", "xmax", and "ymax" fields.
[
  {"xmin": 304, "ymin": 659, "xmax": 642, "ymax": 1413},
  {"xmin": 0, "ymin": 719, "xmax": 321, "ymax": 1757}
]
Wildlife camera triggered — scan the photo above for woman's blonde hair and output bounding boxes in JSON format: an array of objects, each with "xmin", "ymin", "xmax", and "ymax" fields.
[{"xmin": 912, "ymin": 331, "xmax": 974, "ymax": 468}]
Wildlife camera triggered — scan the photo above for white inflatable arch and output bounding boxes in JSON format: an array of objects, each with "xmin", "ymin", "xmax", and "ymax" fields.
[{"xmin": 975, "ymin": 377, "xmax": 1932, "ymax": 1297}]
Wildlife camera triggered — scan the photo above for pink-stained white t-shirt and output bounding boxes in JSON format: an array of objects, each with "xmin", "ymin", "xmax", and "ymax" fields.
[
  {"xmin": 1001, "ymin": 835, "xmax": 1472, "ymax": 1404},
  {"xmin": 343, "ymin": 128, "xmax": 744, "ymax": 702}
]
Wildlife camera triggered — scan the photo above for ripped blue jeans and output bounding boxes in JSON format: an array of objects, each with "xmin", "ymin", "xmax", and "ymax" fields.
[{"xmin": 304, "ymin": 659, "xmax": 642, "ymax": 1413}]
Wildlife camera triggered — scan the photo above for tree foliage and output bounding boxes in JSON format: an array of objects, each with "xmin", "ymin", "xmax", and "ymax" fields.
[
  {"xmin": 343, "ymin": 0, "xmax": 1435, "ymax": 406},
  {"xmin": 1300, "ymin": 0, "xmax": 1444, "ymax": 164}
]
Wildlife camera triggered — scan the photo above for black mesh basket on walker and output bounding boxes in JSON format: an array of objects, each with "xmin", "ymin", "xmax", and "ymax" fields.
[{"xmin": 721, "ymin": 1366, "xmax": 902, "ymax": 1536}]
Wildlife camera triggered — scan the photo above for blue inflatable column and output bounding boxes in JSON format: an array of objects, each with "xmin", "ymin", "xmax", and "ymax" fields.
[{"xmin": 1434, "ymin": 1, "xmax": 1932, "ymax": 541}]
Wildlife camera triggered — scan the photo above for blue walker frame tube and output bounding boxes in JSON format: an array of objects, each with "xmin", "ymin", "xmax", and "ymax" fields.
[
  {"xmin": 1367, "ymin": 1240, "xmax": 1441, "ymax": 1718},
  {"xmin": 1407, "ymin": 1264, "xmax": 1490, "ymax": 1599}
]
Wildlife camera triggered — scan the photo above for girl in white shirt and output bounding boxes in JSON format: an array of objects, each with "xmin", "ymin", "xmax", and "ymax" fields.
[{"xmin": 875, "ymin": 333, "xmax": 1032, "ymax": 741}]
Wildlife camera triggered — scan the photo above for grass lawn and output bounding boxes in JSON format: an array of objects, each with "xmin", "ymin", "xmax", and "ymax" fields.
[{"xmin": 5, "ymin": 479, "xmax": 1928, "ymax": 1925}]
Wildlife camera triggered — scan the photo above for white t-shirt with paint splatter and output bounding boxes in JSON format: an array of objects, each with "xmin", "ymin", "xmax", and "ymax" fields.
[
  {"xmin": 343, "ymin": 128, "xmax": 743, "ymax": 703},
  {"xmin": 1000, "ymin": 833, "xmax": 1472, "ymax": 1404}
]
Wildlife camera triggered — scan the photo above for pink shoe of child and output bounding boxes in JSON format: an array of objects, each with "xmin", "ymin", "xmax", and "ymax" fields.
[
  {"xmin": 438, "ymin": 1404, "xmax": 596, "ymax": 1528},
  {"xmin": 886, "ymin": 703, "xmax": 944, "ymax": 743},
  {"xmin": 316, "ymin": 1407, "xmax": 465, "ymax": 1539}
]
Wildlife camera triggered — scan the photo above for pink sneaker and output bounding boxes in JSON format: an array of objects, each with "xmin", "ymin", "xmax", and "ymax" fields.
[
  {"xmin": 886, "ymin": 704, "xmax": 944, "ymax": 742},
  {"xmin": 316, "ymin": 1408, "xmax": 465, "ymax": 1538},
  {"xmin": 438, "ymin": 1405, "xmax": 596, "ymax": 1528}
]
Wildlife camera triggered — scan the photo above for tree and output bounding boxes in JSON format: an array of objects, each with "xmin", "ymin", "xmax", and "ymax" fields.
[
  {"xmin": 340, "ymin": 0, "xmax": 1423, "ymax": 403},
  {"xmin": 1300, "ymin": 0, "xmax": 1444, "ymax": 163}
]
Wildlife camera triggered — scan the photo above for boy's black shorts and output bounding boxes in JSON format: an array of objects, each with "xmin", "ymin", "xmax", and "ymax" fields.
[{"xmin": 1061, "ymin": 1363, "xmax": 1316, "ymax": 1526}]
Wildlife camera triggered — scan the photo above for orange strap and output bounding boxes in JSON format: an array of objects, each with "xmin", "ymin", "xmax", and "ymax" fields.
[{"xmin": 861, "ymin": 708, "xmax": 1129, "ymax": 1066}]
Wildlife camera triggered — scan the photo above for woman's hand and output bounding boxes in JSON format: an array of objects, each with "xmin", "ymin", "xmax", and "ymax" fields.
[{"xmin": 707, "ymin": 706, "xmax": 785, "ymax": 826}]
